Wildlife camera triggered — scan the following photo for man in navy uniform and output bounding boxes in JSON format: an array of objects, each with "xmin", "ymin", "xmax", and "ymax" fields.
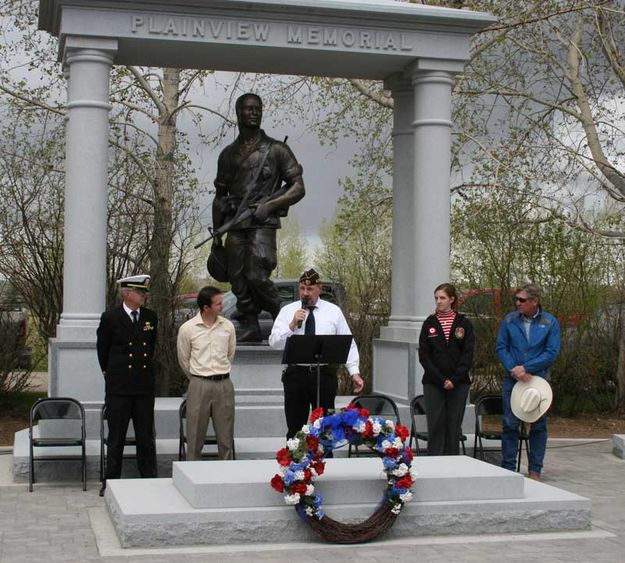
[{"xmin": 97, "ymin": 275, "xmax": 158, "ymax": 496}]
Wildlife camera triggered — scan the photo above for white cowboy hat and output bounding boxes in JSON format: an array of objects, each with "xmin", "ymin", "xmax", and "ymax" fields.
[{"xmin": 511, "ymin": 376, "xmax": 553, "ymax": 423}]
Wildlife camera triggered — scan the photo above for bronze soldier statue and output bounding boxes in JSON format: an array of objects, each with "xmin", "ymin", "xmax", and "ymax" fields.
[{"xmin": 210, "ymin": 93, "xmax": 305, "ymax": 342}]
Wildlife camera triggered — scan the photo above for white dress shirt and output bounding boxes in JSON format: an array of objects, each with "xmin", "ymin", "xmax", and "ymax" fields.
[
  {"xmin": 268, "ymin": 298, "xmax": 360, "ymax": 376},
  {"xmin": 123, "ymin": 303, "xmax": 140, "ymax": 321}
]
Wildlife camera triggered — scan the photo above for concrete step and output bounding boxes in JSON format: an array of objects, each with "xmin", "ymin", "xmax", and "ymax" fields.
[{"xmin": 105, "ymin": 456, "xmax": 591, "ymax": 547}]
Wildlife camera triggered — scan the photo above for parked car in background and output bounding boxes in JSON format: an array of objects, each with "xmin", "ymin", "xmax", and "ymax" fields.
[{"xmin": 175, "ymin": 279, "xmax": 347, "ymax": 342}]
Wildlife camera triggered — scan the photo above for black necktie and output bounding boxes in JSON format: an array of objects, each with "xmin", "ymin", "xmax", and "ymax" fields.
[
  {"xmin": 305, "ymin": 306, "xmax": 316, "ymax": 335},
  {"xmin": 131, "ymin": 310, "xmax": 138, "ymax": 324}
]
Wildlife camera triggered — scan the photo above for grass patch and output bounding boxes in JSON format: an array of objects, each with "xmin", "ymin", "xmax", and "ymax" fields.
[
  {"xmin": 0, "ymin": 391, "xmax": 47, "ymax": 417},
  {"xmin": 0, "ymin": 391, "xmax": 47, "ymax": 446}
]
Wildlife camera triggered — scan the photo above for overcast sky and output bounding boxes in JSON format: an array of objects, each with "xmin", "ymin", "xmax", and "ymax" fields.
[{"xmin": 180, "ymin": 72, "xmax": 360, "ymax": 240}]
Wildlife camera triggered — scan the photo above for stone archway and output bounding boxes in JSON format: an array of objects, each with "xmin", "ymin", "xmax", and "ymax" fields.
[{"xmin": 39, "ymin": 0, "xmax": 493, "ymax": 401}]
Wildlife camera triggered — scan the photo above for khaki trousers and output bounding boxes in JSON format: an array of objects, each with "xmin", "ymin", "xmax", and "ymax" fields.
[{"xmin": 186, "ymin": 376, "xmax": 235, "ymax": 460}]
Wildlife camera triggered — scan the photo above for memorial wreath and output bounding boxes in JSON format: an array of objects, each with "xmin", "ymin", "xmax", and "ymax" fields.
[{"xmin": 270, "ymin": 405, "xmax": 415, "ymax": 544}]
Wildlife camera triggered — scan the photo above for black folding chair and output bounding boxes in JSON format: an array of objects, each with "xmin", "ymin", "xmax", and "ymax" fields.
[
  {"xmin": 347, "ymin": 393, "xmax": 401, "ymax": 457},
  {"xmin": 29, "ymin": 397, "xmax": 86, "ymax": 492},
  {"xmin": 409, "ymin": 394, "xmax": 467, "ymax": 455},
  {"xmin": 178, "ymin": 399, "xmax": 235, "ymax": 460},
  {"xmin": 473, "ymin": 394, "xmax": 528, "ymax": 471}
]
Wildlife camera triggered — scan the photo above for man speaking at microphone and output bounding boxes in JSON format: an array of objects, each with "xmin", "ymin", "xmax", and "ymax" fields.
[{"xmin": 269, "ymin": 268, "xmax": 364, "ymax": 438}]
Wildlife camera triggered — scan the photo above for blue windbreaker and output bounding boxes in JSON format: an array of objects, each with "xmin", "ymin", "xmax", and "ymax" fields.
[{"xmin": 496, "ymin": 309, "xmax": 560, "ymax": 377}]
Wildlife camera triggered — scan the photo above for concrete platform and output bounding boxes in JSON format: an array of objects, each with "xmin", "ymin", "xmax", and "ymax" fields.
[{"xmin": 105, "ymin": 456, "xmax": 591, "ymax": 547}]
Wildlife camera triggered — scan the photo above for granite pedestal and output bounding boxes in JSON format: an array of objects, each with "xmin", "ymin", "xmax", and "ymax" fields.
[{"xmin": 105, "ymin": 456, "xmax": 590, "ymax": 547}]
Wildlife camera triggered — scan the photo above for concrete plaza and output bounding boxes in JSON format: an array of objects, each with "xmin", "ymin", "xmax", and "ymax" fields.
[{"xmin": 0, "ymin": 438, "xmax": 624, "ymax": 562}]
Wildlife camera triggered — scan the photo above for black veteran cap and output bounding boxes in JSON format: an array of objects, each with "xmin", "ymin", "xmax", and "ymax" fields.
[
  {"xmin": 117, "ymin": 274, "xmax": 150, "ymax": 292},
  {"xmin": 299, "ymin": 268, "xmax": 321, "ymax": 286}
]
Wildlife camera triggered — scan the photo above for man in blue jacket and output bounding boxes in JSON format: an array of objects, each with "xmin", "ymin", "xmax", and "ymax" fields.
[{"xmin": 496, "ymin": 283, "xmax": 560, "ymax": 480}]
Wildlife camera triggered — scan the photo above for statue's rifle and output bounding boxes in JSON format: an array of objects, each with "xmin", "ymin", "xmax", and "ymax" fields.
[{"xmin": 195, "ymin": 136, "xmax": 290, "ymax": 250}]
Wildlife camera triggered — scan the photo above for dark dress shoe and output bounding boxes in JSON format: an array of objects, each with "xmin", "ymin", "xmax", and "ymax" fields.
[{"xmin": 99, "ymin": 483, "xmax": 106, "ymax": 497}]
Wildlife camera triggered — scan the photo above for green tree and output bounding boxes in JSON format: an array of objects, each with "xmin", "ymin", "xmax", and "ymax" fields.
[
  {"xmin": 317, "ymin": 173, "xmax": 392, "ymax": 388},
  {"xmin": 275, "ymin": 214, "xmax": 308, "ymax": 278}
]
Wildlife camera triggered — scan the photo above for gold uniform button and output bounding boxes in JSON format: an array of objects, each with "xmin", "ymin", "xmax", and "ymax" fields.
[
  {"xmin": 143, "ymin": 365, "xmax": 147, "ymax": 368},
  {"xmin": 144, "ymin": 353, "xmax": 148, "ymax": 357},
  {"xmin": 128, "ymin": 365, "xmax": 132, "ymax": 369},
  {"xmin": 129, "ymin": 342, "xmax": 133, "ymax": 346},
  {"xmin": 129, "ymin": 353, "xmax": 133, "ymax": 358}
]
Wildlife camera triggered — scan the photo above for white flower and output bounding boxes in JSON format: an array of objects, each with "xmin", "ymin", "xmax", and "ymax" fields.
[
  {"xmin": 372, "ymin": 421, "xmax": 382, "ymax": 436},
  {"xmin": 284, "ymin": 493, "xmax": 300, "ymax": 505},
  {"xmin": 356, "ymin": 421, "xmax": 366, "ymax": 433},
  {"xmin": 391, "ymin": 463, "xmax": 409, "ymax": 477},
  {"xmin": 305, "ymin": 506, "xmax": 314, "ymax": 516},
  {"xmin": 306, "ymin": 484, "xmax": 315, "ymax": 496},
  {"xmin": 385, "ymin": 420, "xmax": 395, "ymax": 432},
  {"xmin": 391, "ymin": 503, "xmax": 402, "ymax": 515},
  {"xmin": 294, "ymin": 470, "xmax": 305, "ymax": 481},
  {"xmin": 286, "ymin": 438, "xmax": 300, "ymax": 451},
  {"xmin": 392, "ymin": 437, "xmax": 403, "ymax": 449},
  {"xmin": 313, "ymin": 419, "xmax": 322, "ymax": 429},
  {"xmin": 381, "ymin": 439, "xmax": 392, "ymax": 450},
  {"xmin": 301, "ymin": 425, "xmax": 310, "ymax": 435},
  {"xmin": 400, "ymin": 491, "xmax": 413, "ymax": 503}
]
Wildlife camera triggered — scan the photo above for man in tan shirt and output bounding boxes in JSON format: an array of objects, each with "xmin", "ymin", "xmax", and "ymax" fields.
[{"xmin": 177, "ymin": 286, "xmax": 236, "ymax": 460}]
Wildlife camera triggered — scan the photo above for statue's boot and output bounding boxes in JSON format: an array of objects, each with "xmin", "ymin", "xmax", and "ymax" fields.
[
  {"xmin": 237, "ymin": 313, "xmax": 262, "ymax": 342},
  {"xmin": 231, "ymin": 309, "xmax": 246, "ymax": 322}
]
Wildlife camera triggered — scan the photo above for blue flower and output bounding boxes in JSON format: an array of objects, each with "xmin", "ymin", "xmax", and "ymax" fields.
[
  {"xmin": 383, "ymin": 457, "xmax": 397, "ymax": 470},
  {"xmin": 341, "ymin": 409, "xmax": 360, "ymax": 426},
  {"xmin": 283, "ymin": 470, "xmax": 296, "ymax": 485}
]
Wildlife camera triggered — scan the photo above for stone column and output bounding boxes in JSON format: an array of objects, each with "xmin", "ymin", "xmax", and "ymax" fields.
[
  {"xmin": 374, "ymin": 60, "xmax": 462, "ymax": 403},
  {"xmin": 49, "ymin": 37, "xmax": 117, "ymax": 401},
  {"xmin": 57, "ymin": 37, "xmax": 117, "ymax": 341},
  {"xmin": 408, "ymin": 65, "xmax": 457, "ymax": 324}
]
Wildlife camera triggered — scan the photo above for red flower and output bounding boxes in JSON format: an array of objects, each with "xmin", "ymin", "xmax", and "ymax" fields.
[
  {"xmin": 403, "ymin": 448, "xmax": 414, "ymax": 462},
  {"xmin": 270, "ymin": 474, "xmax": 285, "ymax": 492},
  {"xmin": 359, "ymin": 408, "xmax": 370, "ymax": 418},
  {"xmin": 345, "ymin": 404, "xmax": 358, "ymax": 411},
  {"xmin": 311, "ymin": 460, "xmax": 325, "ymax": 476},
  {"xmin": 395, "ymin": 424, "xmax": 410, "ymax": 441},
  {"xmin": 396, "ymin": 475, "xmax": 413, "ymax": 489},
  {"xmin": 291, "ymin": 482, "xmax": 307, "ymax": 495},
  {"xmin": 306, "ymin": 435, "xmax": 319, "ymax": 451},
  {"xmin": 276, "ymin": 448, "xmax": 291, "ymax": 466},
  {"xmin": 384, "ymin": 447, "xmax": 399, "ymax": 458},
  {"xmin": 363, "ymin": 420, "xmax": 374, "ymax": 437},
  {"xmin": 310, "ymin": 407, "xmax": 324, "ymax": 422},
  {"xmin": 304, "ymin": 469, "xmax": 313, "ymax": 481}
]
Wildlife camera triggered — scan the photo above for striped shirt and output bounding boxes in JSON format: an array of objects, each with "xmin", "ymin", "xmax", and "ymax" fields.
[{"xmin": 436, "ymin": 310, "xmax": 456, "ymax": 341}]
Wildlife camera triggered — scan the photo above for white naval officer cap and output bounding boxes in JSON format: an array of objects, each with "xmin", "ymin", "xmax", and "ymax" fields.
[{"xmin": 117, "ymin": 274, "xmax": 150, "ymax": 292}]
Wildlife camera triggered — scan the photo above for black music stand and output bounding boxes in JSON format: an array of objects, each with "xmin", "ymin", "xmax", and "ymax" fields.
[{"xmin": 282, "ymin": 335, "xmax": 352, "ymax": 409}]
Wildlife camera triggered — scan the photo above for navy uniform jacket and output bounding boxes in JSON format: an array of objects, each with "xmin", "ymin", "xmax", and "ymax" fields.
[{"xmin": 96, "ymin": 306, "xmax": 158, "ymax": 395}]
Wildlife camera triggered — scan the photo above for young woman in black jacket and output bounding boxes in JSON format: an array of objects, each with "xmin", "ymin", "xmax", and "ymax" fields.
[{"xmin": 418, "ymin": 283, "xmax": 475, "ymax": 455}]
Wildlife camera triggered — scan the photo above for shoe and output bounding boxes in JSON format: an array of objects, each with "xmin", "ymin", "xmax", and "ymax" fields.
[
  {"xmin": 528, "ymin": 471, "xmax": 541, "ymax": 481},
  {"xmin": 99, "ymin": 483, "xmax": 106, "ymax": 497},
  {"xmin": 236, "ymin": 313, "xmax": 262, "ymax": 342}
]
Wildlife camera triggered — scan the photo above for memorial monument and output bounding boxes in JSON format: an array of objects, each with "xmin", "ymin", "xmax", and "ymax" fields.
[
  {"xmin": 208, "ymin": 92, "xmax": 305, "ymax": 342},
  {"xmin": 38, "ymin": 0, "xmax": 496, "ymax": 405}
]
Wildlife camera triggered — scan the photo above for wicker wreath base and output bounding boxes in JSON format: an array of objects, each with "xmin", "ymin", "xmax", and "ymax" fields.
[{"xmin": 304, "ymin": 502, "xmax": 398, "ymax": 544}]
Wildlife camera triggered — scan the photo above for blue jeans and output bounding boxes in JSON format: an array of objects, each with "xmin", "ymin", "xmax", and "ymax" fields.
[{"xmin": 501, "ymin": 376, "xmax": 547, "ymax": 474}]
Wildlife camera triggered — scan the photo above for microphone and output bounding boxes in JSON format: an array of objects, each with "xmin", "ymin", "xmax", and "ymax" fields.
[{"xmin": 297, "ymin": 296, "xmax": 311, "ymax": 329}]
